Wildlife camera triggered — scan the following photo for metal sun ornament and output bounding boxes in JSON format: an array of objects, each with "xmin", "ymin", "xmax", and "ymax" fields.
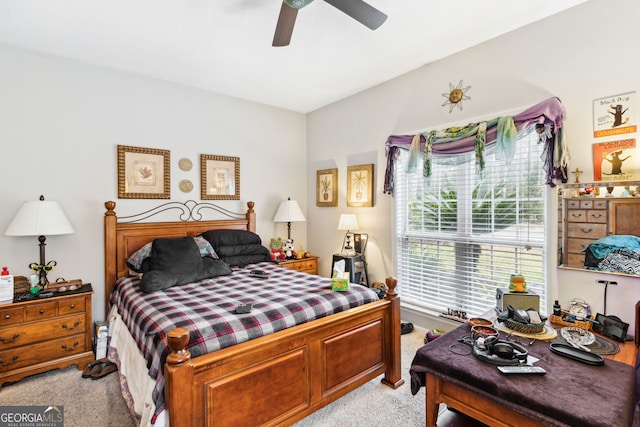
[{"xmin": 442, "ymin": 80, "xmax": 471, "ymax": 113}]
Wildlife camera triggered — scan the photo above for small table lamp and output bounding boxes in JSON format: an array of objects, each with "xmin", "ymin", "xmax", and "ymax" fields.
[
  {"xmin": 4, "ymin": 195, "xmax": 75, "ymax": 288},
  {"xmin": 338, "ymin": 214, "xmax": 359, "ymax": 257},
  {"xmin": 273, "ymin": 197, "xmax": 306, "ymax": 241}
]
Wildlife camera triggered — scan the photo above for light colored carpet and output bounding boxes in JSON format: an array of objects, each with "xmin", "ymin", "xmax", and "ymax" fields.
[{"xmin": 0, "ymin": 330, "xmax": 427, "ymax": 426}]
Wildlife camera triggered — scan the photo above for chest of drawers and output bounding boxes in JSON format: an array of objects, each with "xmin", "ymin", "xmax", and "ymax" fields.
[
  {"xmin": 563, "ymin": 199, "xmax": 608, "ymax": 268},
  {"xmin": 0, "ymin": 285, "xmax": 94, "ymax": 389},
  {"xmin": 279, "ymin": 256, "xmax": 318, "ymax": 275}
]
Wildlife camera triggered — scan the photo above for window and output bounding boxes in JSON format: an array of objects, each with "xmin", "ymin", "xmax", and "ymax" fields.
[{"xmin": 394, "ymin": 127, "xmax": 547, "ymax": 317}]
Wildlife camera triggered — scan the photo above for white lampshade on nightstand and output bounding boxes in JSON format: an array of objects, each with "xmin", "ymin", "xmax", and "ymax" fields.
[
  {"xmin": 273, "ymin": 197, "xmax": 306, "ymax": 241},
  {"xmin": 338, "ymin": 214, "xmax": 359, "ymax": 257},
  {"xmin": 5, "ymin": 195, "xmax": 75, "ymax": 287}
]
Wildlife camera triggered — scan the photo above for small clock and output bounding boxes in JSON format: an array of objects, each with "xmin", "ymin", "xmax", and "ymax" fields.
[{"xmin": 568, "ymin": 298, "xmax": 591, "ymax": 318}]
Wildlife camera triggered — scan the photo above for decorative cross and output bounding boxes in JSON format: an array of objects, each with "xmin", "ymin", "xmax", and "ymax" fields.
[{"xmin": 572, "ymin": 167, "xmax": 583, "ymax": 184}]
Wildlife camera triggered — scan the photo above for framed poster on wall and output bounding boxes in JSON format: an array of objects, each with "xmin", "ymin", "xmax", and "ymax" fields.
[{"xmin": 347, "ymin": 164, "xmax": 374, "ymax": 207}]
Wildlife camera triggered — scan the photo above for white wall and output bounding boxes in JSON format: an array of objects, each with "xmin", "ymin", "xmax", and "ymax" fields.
[
  {"xmin": 2, "ymin": 0, "xmax": 639, "ymax": 334},
  {"xmin": 0, "ymin": 44, "xmax": 307, "ymax": 321},
  {"xmin": 306, "ymin": 0, "xmax": 640, "ymax": 333}
]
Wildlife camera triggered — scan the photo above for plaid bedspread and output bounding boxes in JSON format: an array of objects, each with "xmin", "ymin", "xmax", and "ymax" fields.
[{"xmin": 109, "ymin": 261, "xmax": 379, "ymax": 420}]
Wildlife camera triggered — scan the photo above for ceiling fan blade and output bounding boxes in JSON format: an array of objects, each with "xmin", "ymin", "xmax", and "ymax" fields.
[
  {"xmin": 323, "ymin": 0, "xmax": 387, "ymax": 30},
  {"xmin": 273, "ymin": 2, "xmax": 299, "ymax": 47}
]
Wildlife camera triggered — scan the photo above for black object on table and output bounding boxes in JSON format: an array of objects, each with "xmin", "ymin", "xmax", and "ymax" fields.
[{"xmin": 331, "ymin": 254, "xmax": 368, "ymax": 287}]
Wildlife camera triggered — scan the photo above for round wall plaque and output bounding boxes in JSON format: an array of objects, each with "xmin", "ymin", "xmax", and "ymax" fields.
[
  {"xmin": 178, "ymin": 158, "xmax": 193, "ymax": 171},
  {"xmin": 179, "ymin": 179, "xmax": 193, "ymax": 193}
]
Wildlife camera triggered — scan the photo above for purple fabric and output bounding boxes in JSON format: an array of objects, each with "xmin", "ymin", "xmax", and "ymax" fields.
[
  {"xmin": 409, "ymin": 323, "xmax": 636, "ymax": 427},
  {"xmin": 384, "ymin": 97, "xmax": 567, "ymax": 194}
]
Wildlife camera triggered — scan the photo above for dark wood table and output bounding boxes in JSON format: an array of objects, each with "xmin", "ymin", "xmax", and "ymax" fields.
[{"xmin": 410, "ymin": 323, "xmax": 637, "ymax": 427}]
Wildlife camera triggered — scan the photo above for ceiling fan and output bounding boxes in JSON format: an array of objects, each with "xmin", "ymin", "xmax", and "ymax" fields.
[{"xmin": 273, "ymin": 0, "xmax": 387, "ymax": 47}]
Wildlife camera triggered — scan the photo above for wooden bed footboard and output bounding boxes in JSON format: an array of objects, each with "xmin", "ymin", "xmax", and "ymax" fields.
[{"xmin": 165, "ymin": 277, "xmax": 404, "ymax": 427}]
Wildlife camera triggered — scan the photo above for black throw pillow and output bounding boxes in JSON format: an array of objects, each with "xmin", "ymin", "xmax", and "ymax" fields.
[{"xmin": 139, "ymin": 237, "xmax": 232, "ymax": 292}]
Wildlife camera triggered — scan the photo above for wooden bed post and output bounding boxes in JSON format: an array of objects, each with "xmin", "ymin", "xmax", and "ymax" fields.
[
  {"xmin": 246, "ymin": 201, "xmax": 256, "ymax": 233},
  {"xmin": 381, "ymin": 276, "xmax": 404, "ymax": 388},
  {"xmin": 104, "ymin": 201, "xmax": 117, "ymax": 316},
  {"xmin": 165, "ymin": 328, "xmax": 194, "ymax": 427}
]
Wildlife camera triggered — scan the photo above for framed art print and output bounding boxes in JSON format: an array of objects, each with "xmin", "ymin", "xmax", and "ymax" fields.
[
  {"xmin": 347, "ymin": 164, "xmax": 374, "ymax": 207},
  {"xmin": 316, "ymin": 168, "xmax": 338, "ymax": 207},
  {"xmin": 117, "ymin": 145, "xmax": 170, "ymax": 199},
  {"xmin": 200, "ymin": 154, "xmax": 240, "ymax": 200}
]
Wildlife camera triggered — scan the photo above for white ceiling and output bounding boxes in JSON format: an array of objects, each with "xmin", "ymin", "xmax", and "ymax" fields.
[{"xmin": 0, "ymin": 0, "xmax": 586, "ymax": 113}]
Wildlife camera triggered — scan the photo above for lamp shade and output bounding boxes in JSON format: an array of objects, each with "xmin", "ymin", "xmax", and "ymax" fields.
[
  {"xmin": 273, "ymin": 198, "xmax": 306, "ymax": 223},
  {"xmin": 5, "ymin": 198, "xmax": 75, "ymax": 237},
  {"xmin": 337, "ymin": 214, "xmax": 359, "ymax": 231}
]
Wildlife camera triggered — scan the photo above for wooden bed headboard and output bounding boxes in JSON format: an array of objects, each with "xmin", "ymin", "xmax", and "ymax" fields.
[{"xmin": 103, "ymin": 200, "xmax": 256, "ymax": 314}]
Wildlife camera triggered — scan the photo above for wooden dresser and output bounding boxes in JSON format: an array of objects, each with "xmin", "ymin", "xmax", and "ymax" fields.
[
  {"xmin": 279, "ymin": 256, "xmax": 318, "ymax": 275},
  {"xmin": 0, "ymin": 285, "xmax": 94, "ymax": 389},
  {"xmin": 561, "ymin": 194, "xmax": 640, "ymax": 269},
  {"xmin": 563, "ymin": 198, "xmax": 608, "ymax": 268}
]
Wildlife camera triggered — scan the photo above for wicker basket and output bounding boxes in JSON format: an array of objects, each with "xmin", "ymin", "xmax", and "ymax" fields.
[
  {"xmin": 549, "ymin": 313, "xmax": 592, "ymax": 331},
  {"xmin": 501, "ymin": 318, "xmax": 546, "ymax": 334}
]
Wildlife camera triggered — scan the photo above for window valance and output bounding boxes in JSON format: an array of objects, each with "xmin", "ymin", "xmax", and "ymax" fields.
[{"xmin": 384, "ymin": 97, "xmax": 569, "ymax": 194}]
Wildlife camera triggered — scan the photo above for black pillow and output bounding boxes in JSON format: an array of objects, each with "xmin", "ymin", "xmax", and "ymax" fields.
[
  {"xmin": 200, "ymin": 229, "xmax": 272, "ymax": 267},
  {"xmin": 139, "ymin": 237, "xmax": 232, "ymax": 292},
  {"xmin": 200, "ymin": 229, "xmax": 262, "ymax": 250}
]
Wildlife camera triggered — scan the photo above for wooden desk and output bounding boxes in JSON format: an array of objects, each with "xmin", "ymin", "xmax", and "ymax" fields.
[{"xmin": 410, "ymin": 324, "xmax": 637, "ymax": 427}]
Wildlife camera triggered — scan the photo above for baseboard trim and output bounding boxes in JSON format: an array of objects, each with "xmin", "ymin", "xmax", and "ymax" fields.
[{"xmin": 400, "ymin": 302, "xmax": 463, "ymax": 334}]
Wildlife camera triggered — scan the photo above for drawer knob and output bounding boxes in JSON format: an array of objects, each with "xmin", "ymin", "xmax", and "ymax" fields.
[
  {"xmin": 0, "ymin": 355, "xmax": 18, "ymax": 367},
  {"xmin": 62, "ymin": 321, "xmax": 81, "ymax": 331},
  {"xmin": 3, "ymin": 314, "xmax": 10, "ymax": 320},
  {"xmin": 0, "ymin": 333, "xmax": 20, "ymax": 344},
  {"xmin": 69, "ymin": 304, "xmax": 76, "ymax": 309},
  {"xmin": 61, "ymin": 341, "xmax": 79, "ymax": 351},
  {"xmin": 39, "ymin": 309, "xmax": 45, "ymax": 314},
  {"xmin": 580, "ymin": 227, "xmax": 592, "ymax": 233}
]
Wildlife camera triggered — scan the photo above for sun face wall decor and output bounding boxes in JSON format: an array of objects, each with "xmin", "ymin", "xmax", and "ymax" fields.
[{"xmin": 442, "ymin": 80, "xmax": 471, "ymax": 113}]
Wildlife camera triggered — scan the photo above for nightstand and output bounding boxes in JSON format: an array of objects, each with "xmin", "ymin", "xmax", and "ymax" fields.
[
  {"xmin": 331, "ymin": 254, "xmax": 369, "ymax": 287},
  {"xmin": 279, "ymin": 256, "xmax": 319, "ymax": 275},
  {"xmin": 0, "ymin": 284, "xmax": 94, "ymax": 389}
]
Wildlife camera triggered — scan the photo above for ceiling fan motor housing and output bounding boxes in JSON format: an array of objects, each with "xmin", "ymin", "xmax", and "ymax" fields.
[{"xmin": 284, "ymin": 0, "xmax": 314, "ymax": 9}]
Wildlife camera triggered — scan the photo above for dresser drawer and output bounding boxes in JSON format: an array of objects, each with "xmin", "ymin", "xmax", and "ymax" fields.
[
  {"xmin": 0, "ymin": 333, "xmax": 87, "ymax": 373},
  {"xmin": 566, "ymin": 253, "xmax": 586, "ymax": 268},
  {"xmin": 58, "ymin": 296, "xmax": 86, "ymax": 315},
  {"xmin": 293, "ymin": 260, "xmax": 317, "ymax": 272},
  {"xmin": 280, "ymin": 257, "xmax": 318, "ymax": 275},
  {"xmin": 0, "ymin": 306, "xmax": 24, "ymax": 327},
  {"xmin": 586, "ymin": 210, "xmax": 607, "ymax": 223},
  {"xmin": 567, "ymin": 223, "xmax": 607, "ymax": 239},
  {"xmin": 566, "ymin": 210, "xmax": 586, "ymax": 222},
  {"xmin": 567, "ymin": 238, "xmax": 593, "ymax": 254},
  {"xmin": 0, "ymin": 314, "xmax": 86, "ymax": 350},
  {"xmin": 25, "ymin": 301, "xmax": 57, "ymax": 322}
]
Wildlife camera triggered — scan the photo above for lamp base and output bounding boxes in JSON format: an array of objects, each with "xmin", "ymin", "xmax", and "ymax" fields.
[{"xmin": 341, "ymin": 247, "xmax": 356, "ymax": 257}]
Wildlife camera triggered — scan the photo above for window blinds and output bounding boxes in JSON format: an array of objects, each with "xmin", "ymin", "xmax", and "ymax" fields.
[{"xmin": 394, "ymin": 128, "xmax": 547, "ymax": 317}]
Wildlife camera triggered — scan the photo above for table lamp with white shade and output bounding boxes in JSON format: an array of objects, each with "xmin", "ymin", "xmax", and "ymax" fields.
[
  {"xmin": 338, "ymin": 214, "xmax": 359, "ymax": 257},
  {"xmin": 273, "ymin": 197, "xmax": 306, "ymax": 241},
  {"xmin": 4, "ymin": 195, "xmax": 75, "ymax": 288}
]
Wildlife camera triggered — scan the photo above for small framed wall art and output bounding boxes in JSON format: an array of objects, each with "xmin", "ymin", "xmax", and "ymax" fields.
[
  {"xmin": 347, "ymin": 164, "xmax": 374, "ymax": 207},
  {"xmin": 117, "ymin": 145, "xmax": 170, "ymax": 199},
  {"xmin": 200, "ymin": 154, "xmax": 240, "ymax": 200},
  {"xmin": 316, "ymin": 168, "xmax": 338, "ymax": 207}
]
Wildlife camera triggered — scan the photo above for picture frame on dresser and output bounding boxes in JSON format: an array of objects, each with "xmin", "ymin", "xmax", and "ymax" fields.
[
  {"xmin": 200, "ymin": 154, "xmax": 240, "ymax": 200},
  {"xmin": 117, "ymin": 145, "xmax": 171, "ymax": 199}
]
